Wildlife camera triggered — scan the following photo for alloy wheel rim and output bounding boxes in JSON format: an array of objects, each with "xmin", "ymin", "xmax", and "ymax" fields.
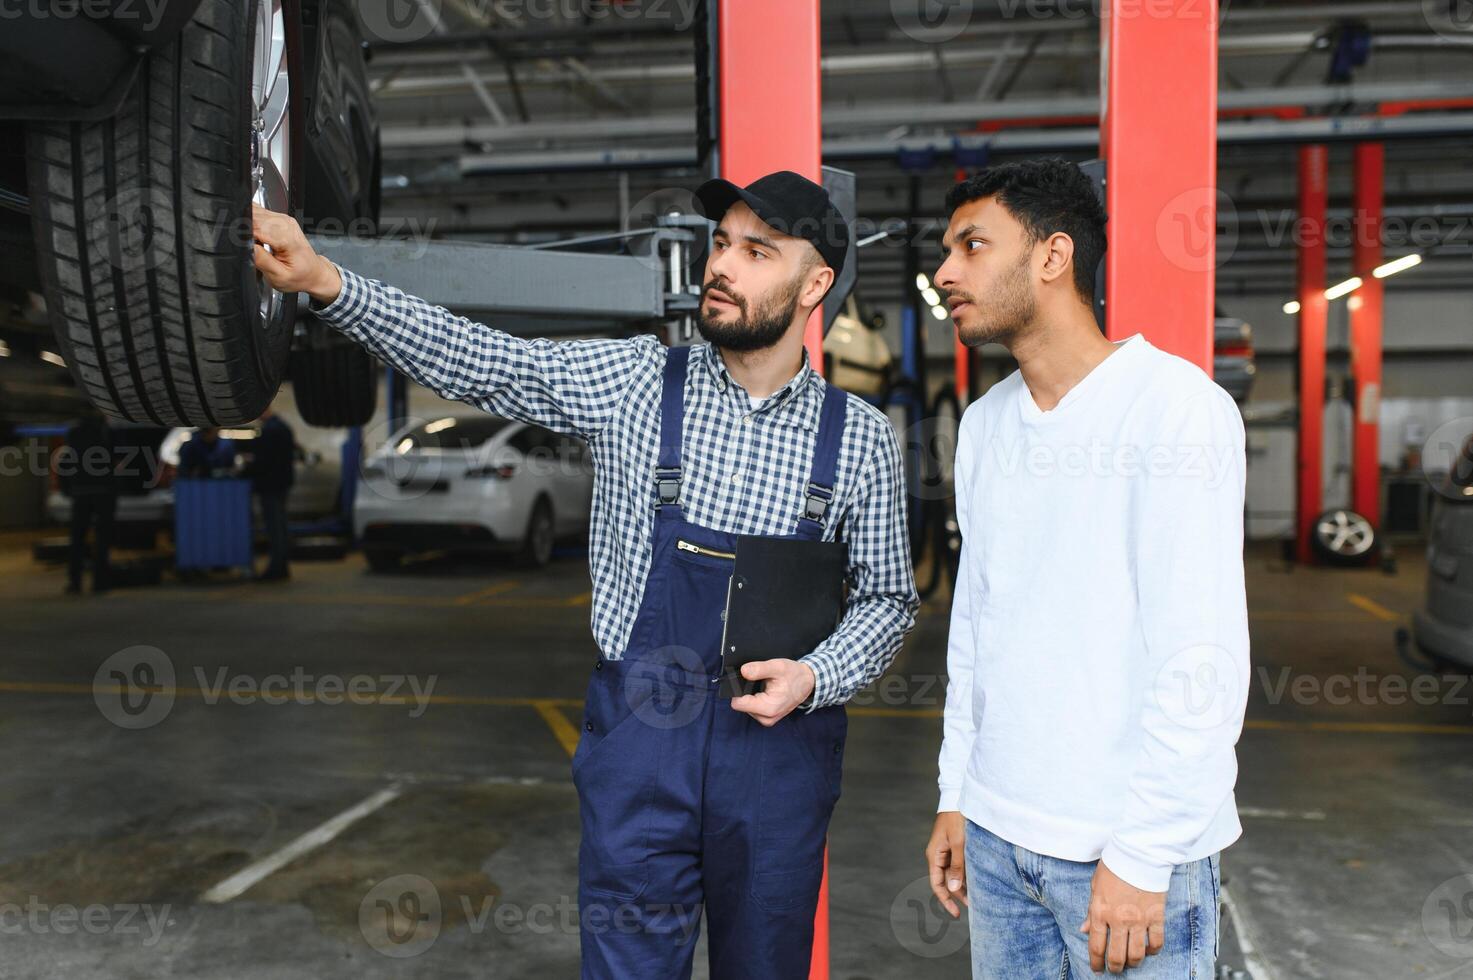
[
  {"xmin": 1317, "ymin": 509, "xmax": 1375, "ymax": 556},
  {"xmin": 250, "ymin": 0, "xmax": 290, "ymax": 328}
]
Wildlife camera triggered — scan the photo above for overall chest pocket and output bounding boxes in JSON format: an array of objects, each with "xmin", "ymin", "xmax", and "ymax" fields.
[{"xmin": 653, "ymin": 540, "xmax": 735, "ymax": 668}]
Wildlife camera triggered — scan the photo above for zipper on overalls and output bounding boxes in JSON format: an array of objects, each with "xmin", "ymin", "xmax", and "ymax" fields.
[{"xmin": 676, "ymin": 539, "xmax": 735, "ymax": 561}]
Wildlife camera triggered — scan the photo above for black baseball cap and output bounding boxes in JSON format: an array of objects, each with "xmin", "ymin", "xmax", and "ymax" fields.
[{"xmin": 695, "ymin": 171, "xmax": 850, "ymax": 276}]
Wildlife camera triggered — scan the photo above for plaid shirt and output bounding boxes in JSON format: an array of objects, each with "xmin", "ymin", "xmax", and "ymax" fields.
[{"xmin": 313, "ymin": 264, "xmax": 919, "ymax": 709}]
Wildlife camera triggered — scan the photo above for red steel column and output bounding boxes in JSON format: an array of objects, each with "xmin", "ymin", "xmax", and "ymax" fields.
[
  {"xmin": 718, "ymin": 0, "xmax": 825, "ymax": 369},
  {"xmin": 1099, "ymin": 0, "xmax": 1218, "ymax": 372},
  {"xmin": 717, "ymin": 3, "xmax": 830, "ymax": 975},
  {"xmin": 1297, "ymin": 145, "xmax": 1329, "ymax": 563},
  {"xmin": 954, "ymin": 336, "xmax": 971, "ymax": 403},
  {"xmin": 1350, "ymin": 143, "xmax": 1385, "ymax": 525}
]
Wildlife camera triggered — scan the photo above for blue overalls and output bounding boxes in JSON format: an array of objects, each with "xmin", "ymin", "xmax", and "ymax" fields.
[{"xmin": 572, "ymin": 345, "xmax": 850, "ymax": 979}]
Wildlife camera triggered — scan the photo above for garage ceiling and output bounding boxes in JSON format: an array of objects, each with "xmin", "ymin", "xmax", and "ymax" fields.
[{"xmin": 362, "ymin": 0, "xmax": 1473, "ymax": 299}]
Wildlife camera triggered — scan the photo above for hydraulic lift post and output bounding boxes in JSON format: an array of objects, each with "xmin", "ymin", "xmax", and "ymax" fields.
[
  {"xmin": 715, "ymin": 0, "xmax": 830, "ymax": 974},
  {"xmin": 1099, "ymin": 0, "xmax": 1218, "ymax": 371},
  {"xmin": 1350, "ymin": 142, "xmax": 1385, "ymax": 528},
  {"xmin": 1297, "ymin": 145, "xmax": 1330, "ymax": 564}
]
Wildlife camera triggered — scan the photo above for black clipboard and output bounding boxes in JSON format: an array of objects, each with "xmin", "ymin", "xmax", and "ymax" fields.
[{"xmin": 717, "ymin": 535, "xmax": 848, "ymax": 698}]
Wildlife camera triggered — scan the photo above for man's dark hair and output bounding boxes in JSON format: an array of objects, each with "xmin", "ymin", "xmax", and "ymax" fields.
[{"xmin": 944, "ymin": 158, "xmax": 1107, "ymax": 303}]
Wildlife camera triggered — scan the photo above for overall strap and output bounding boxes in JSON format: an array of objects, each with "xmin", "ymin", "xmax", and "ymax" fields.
[
  {"xmin": 797, "ymin": 382, "xmax": 849, "ymax": 535},
  {"xmin": 655, "ymin": 345, "xmax": 692, "ymax": 509}
]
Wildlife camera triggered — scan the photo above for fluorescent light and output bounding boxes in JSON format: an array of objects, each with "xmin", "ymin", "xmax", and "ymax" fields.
[
  {"xmin": 915, "ymin": 273, "xmax": 930, "ymax": 291},
  {"xmin": 931, "ymin": 305, "xmax": 949, "ymax": 320},
  {"xmin": 1282, "ymin": 301, "xmax": 1301, "ymax": 315},
  {"xmin": 1347, "ymin": 295, "xmax": 1363, "ymax": 311},
  {"xmin": 922, "ymin": 287, "xmax": 941, "ymax": 306},
  {"xmin": 1373, "ymin": 253, "xmax": 1422, "ymax": 279},
  {"xmin": 40, "ymin": 350, "xmax": 65, "ymax": 367},
  {"xmin": 424, "ymin": 417, "xmax": 457, "ymax": 434},
  {"xmin": 0, "ymin": 340, "xmax": 9, "ymax": 357},
  {"xmin": 1324, "ymin": 277, "xmax": 1363, "ymax": 301}
]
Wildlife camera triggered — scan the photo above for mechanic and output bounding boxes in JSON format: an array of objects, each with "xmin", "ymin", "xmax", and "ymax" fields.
[
  {"xmin": 250, "ymin": 170, "xmax": 919, "ymax": 980},
  {"xmin": 176, "ymin": 427, "xmax": 236, "ymax": 478},
  {"xmin": 243, "ymin": 402, "xmax": 295, "ymax": 583},
  {"xmin": 60, "ymin": 406, "xmax": 118, "ymax": 595}
]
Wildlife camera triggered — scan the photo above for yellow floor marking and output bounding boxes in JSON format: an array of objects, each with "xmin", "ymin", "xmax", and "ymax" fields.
[
  {"xmin": 564, "ymin": 591, "xmax": 593, "ymax": 606},
  {"xmin": 453, "ymin": 580, "xmax": 521, "ymax": 605},
  {"xmin": 532, "ymin": 699, "xmax": 581, "ymax": 757},
  {"xmin": 1251, "ymin": 609, "xmax": 1389, "ymax": 623},
  {"xmin": 6, "ymin": 681, "xmax": 1472, "ymax": 737},
  {"xmin": 1242, "ymin": 719, "xmax": 1473, "ymax": 736},
  {"xmin": 1346, "ymin": 593, "xmax": 1402, "ymax": 622}
]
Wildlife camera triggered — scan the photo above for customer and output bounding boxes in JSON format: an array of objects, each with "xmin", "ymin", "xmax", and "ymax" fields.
[
  {"xmin": 246, "ymin": 403, "xmax": 295, "ymax": 582},
  {"xmin": 924, "ymin": 159, "xmax": 1249, "ymax": 978},
  {"xmin": 60, "ymin": 407, "xmax": 118, "ymax": 595}
]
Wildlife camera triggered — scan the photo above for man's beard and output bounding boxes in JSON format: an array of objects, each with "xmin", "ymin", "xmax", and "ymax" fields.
[
  {"xmin": 953, "ymin": 251, "xmax": 1036, "ymax": 349},
  {"xmin": 696, "ymin": 275, "xmax": 802, "ymax": 353}
]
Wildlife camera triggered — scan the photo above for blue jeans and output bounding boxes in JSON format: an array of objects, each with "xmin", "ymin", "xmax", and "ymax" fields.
[{"xmin": 965, "ymin": 820, "xmax": 1219, "ymax": 979}]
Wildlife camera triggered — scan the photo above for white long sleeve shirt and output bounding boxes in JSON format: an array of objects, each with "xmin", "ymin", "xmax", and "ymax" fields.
[{"xmin": 937, "ymin": 334, "xmax": 1250, "ymax": 893}]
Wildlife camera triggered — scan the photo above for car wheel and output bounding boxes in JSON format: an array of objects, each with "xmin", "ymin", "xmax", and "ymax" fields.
[
  {"xmin": 25, "ymin": 0, "xmax": 301, "ymax": 426},
  {"xmin": 290, "ymin": 326, "xmax": 378, "ymax": 428},
  {"xmin": 520, "ymin": 499, "xmax": 555, "ymax": 568},
  {"xmin": 363, "ymin": 546, "xmax": 403, "ymax": 573},
  {"xmin": 1312, "ymin": 508, "xmax": 1377, "ymax": 567}
]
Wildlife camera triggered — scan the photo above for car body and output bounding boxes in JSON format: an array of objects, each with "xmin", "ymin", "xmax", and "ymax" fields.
[
  {"xmin": 353, "ymin": 415, "xmax": 594, "ymax": 569},
  {"xmin": 1412, "ymin": 438, "xmax": 1473, "ymax": 669}
]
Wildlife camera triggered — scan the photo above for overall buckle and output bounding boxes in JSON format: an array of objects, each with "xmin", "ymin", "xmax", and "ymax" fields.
[
  {"xmin": 655, "ymin": 467, "xmax": 683, "ymax": 507},
  {"xmin": 803, "ymin": 482, "xmax": 834, "ymax": 523}
]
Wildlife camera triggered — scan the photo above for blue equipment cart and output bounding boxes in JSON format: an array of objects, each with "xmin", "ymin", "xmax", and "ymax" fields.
[{"xmin": 174, "ymin": 478, "xmax": 254, "ymax": 572}]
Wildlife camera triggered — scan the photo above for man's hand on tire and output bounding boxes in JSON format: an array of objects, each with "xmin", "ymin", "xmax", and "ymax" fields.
[{"xmin": 251, "ymin": 204, "xmax": 342, "ymax": 305}]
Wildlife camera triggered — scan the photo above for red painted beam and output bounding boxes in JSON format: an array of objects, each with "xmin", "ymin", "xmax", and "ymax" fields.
[
  {"xmin": 1099, "ymin": 0, "xmax": 1218, "ymax": 371},
  {"xmin": 1297, "ymin": 145, "xmax": 1330, "ymax": 564},
  {"xmin": 718, "ymin": 0, "xmax": 825, "ymax": 371},
  {"xmin": 1350, "ymin": 143, "xmax": 1385, "ymax": 525},
  {"xmin": 954, "ymin": 336, "xmax": 971, "ymax": 404},
  {"xmin": 717, "ymin": 3, "xmax": 829, "ymax": 975}
]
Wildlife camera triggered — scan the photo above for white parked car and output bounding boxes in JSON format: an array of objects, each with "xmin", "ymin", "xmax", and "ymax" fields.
[{"xmin": 353, "ymin": 414, "xmax": 594, "ymax": 571}]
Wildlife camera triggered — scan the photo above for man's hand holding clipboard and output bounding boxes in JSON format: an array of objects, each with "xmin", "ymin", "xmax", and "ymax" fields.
[{"xmin": 728, "ymin": 660, "xmax": 819, "ymax": 727}]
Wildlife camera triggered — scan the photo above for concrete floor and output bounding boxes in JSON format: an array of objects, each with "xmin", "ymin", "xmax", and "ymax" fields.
[{"xmin": 0, "ymin": 530, "xmax": 1469, "ymax": 979}]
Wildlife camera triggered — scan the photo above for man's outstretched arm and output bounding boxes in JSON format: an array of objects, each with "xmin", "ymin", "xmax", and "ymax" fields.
[{"xmin": 251, "ymin": 205, "xmax": 656, "ymax": 439}]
